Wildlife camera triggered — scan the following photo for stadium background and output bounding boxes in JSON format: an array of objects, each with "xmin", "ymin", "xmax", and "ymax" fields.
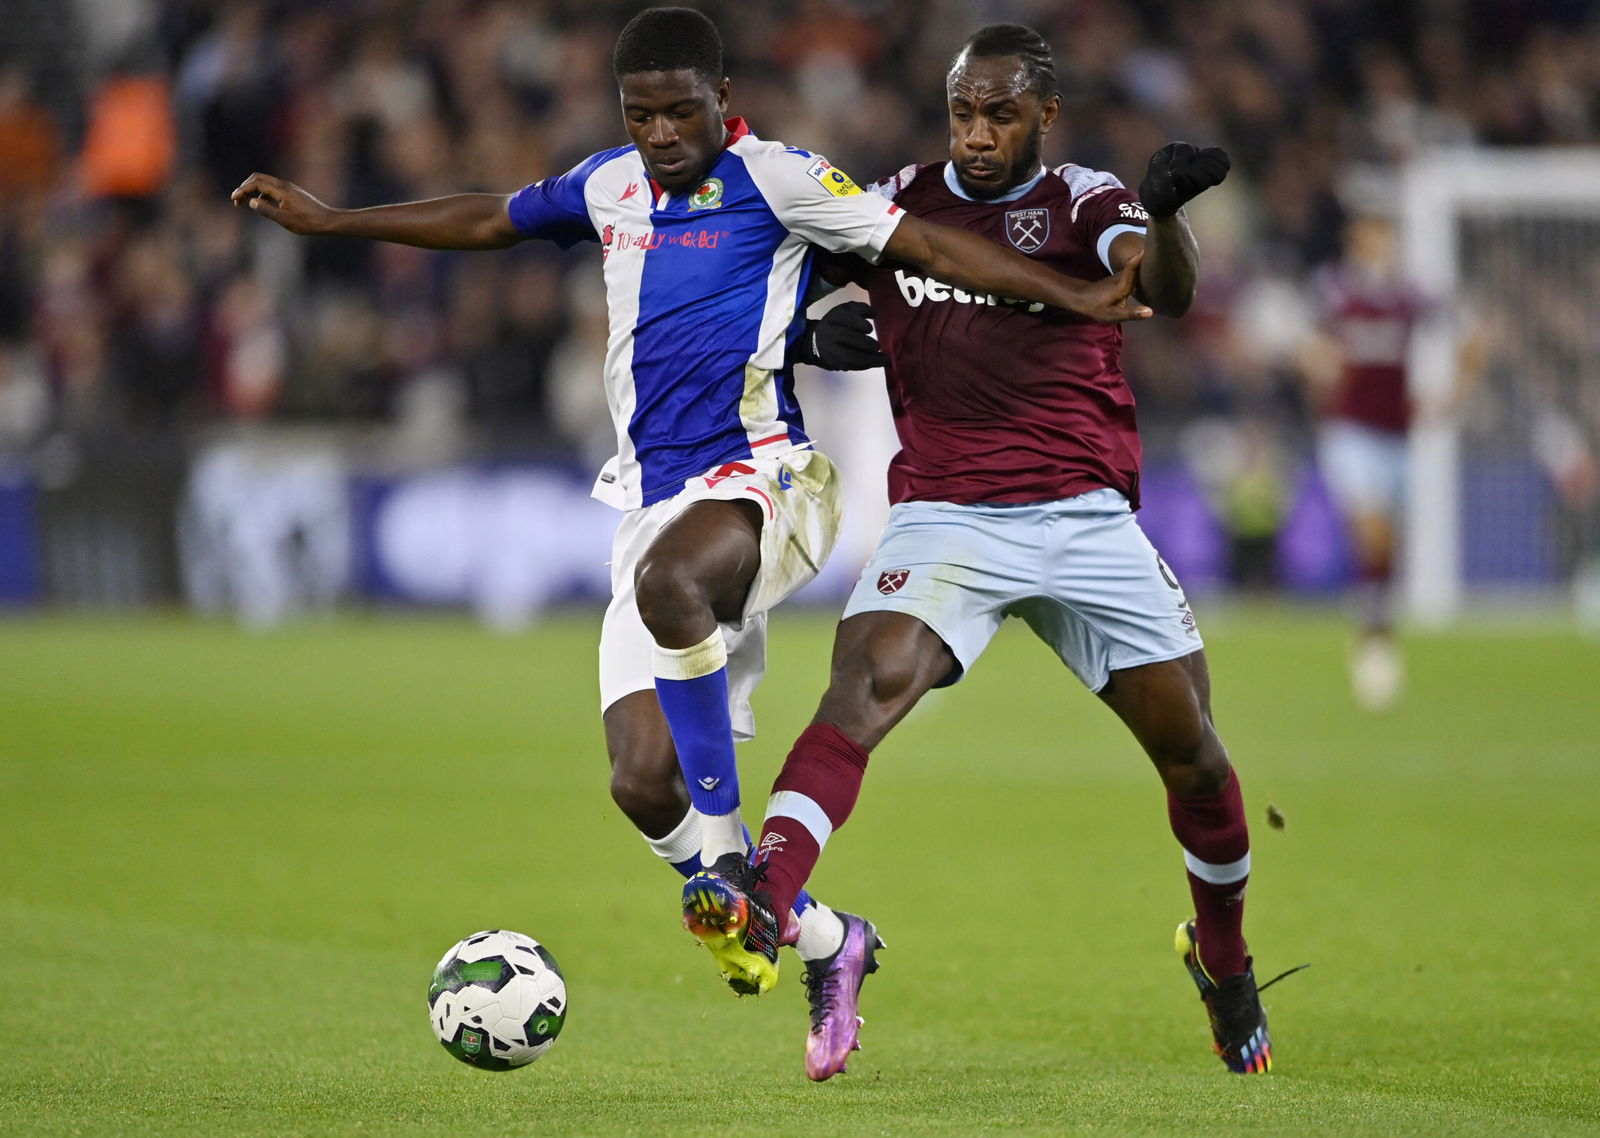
[
  {"xmin": 4, "ymin": 4, "xmax": 1600, "ymax": 1134},
  {"xmin": 0, "ymin": 0, "xmax": 1597, "ymax": 621}
]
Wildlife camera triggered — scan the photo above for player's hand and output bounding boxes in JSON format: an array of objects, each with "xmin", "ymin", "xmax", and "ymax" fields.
[
  {"xmin": 230, "ymin": 173, "xmax": 337, "ymax": 235},
  {"xmin": 1078, "ymin": 254, "xmax": 1153, "ymax": 324},
  {"xmin": 793, "ymin": 302, "xmax": 888, "ymax": 370},
  {"xmin": 1138, "ymin": 142, "xmax": 1230, "ymax": 218}
]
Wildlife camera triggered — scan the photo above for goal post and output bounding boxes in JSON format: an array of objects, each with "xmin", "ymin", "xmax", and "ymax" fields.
[{"xmin": 1399, "ymin": 149, "xmax": 1600, "ymax": 625}]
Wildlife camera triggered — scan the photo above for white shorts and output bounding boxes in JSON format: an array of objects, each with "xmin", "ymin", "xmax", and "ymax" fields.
[
  {"xmin": 1318, "ymin": 419, "xmax": 1407, "ymax": 517},
  {"xmin": 598, "ymin": 447, "xmax": 844, "ymax": 740},
  {"xmin": 841, "ymin": 489, "xmax": 1202, "ymax": 693}
]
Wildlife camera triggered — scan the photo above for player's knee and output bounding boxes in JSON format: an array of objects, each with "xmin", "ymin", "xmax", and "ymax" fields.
[
  {"xmin": 1152, "ymin": 726, "xmax": 1231, "ymax": 795},
  {"xmin": 828, "ymin": 631, "xmax": 917, "ymax": 710},
  {"xmin": 814, "ymin": 653, "xmax": 909, "ymax": 742},
  {"xmin": 865, "ymin": 653, "xmax": 924, "ymax": 708},
  {"xmin": 633, "ymin": 556, "xmax": 706, "ymax": 640}
]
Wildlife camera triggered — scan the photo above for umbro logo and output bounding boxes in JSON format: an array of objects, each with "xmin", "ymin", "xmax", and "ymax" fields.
[
  {"xmin": 697, "ymin": 776, "xmax": 721, "ymax": 790},
  {"xmin": 758, "ymin": 831, "xmax": 786, "ymax": 853},
  {"xmin": 619, "ymin": 182, "xmax": 640, "ymax": 202}
]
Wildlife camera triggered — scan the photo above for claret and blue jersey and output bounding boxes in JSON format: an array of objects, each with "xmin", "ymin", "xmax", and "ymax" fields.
[{"xmin": 507, "ymin": 118, "xmax": 902, "ymax": 509}]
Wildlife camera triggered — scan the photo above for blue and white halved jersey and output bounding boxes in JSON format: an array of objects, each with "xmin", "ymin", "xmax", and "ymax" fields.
[{"xmin": 507, "ymin": 118, "xmax": 904, "ymax": 509}]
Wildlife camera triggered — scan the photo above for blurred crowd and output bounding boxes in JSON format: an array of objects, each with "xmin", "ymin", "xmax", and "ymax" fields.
[{"xmin": 0, "ymin": 0, "xmax": 1598, "ymax": 554}]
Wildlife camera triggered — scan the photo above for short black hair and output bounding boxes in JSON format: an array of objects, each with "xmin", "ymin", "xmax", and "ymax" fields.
[
  {"xmin": 948, "ymin": 24, "xmax": 1057, "ymax": 101},
  {"xmin": 613, "ymin": 7, "xmax": 724, "ymax": 85}
]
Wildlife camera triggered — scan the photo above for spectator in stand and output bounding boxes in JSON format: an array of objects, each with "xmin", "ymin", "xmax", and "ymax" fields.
[{"xmin": 0, "ymin": 0, "xmax": 1594, "ymax": 546}]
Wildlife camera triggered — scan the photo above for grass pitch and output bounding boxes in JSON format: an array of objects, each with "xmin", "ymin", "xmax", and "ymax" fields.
[{"xmin": 2, "ymin": 605, "xmax": 1597, "ymax": 1135}]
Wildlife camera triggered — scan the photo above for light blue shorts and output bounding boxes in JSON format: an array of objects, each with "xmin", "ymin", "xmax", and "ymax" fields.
[
  {"xmin": 841, "ymin": 489, "xmax": 1203, "ymax": 693},
  {"xmin": 1318, "ymin": 419, "xmax": 1407, "ymax": 517}
]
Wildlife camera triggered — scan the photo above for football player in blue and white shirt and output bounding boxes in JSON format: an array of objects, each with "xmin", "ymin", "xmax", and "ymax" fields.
[{"xmin": 233, "ymin": 6, "xmax": 1148, "ymax": 1072}]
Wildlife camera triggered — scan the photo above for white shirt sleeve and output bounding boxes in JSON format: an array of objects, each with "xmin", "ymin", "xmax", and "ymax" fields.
[{"xmin": 742, "ymin": 145, "xmax": 905, "ymax": 263}]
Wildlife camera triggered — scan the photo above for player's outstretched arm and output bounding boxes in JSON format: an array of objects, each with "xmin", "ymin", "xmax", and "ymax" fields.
[
  {"xmin": 884, "ymin": 213, "xmax": 1151, "ymax": 325},
  {"xmin": 1128, "ymin": 142, "xmax": 1230, "ymax": 317},
  {"xmin": 230, "ymin": 174, "xmax": 525, "ymax": 251}
]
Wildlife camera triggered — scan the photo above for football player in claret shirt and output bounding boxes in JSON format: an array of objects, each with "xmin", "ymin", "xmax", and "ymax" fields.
[
  {"xmin": 1303, "ymin": 212, "xmax": 1439, "ymax": 711},
  {"xmin": 232, "ymin": 7, "xmax": 1149, "ymax": 1078},
  {"xmin": 684, "ymin": 24, "xmax": 1281, "ymax": 1080}
]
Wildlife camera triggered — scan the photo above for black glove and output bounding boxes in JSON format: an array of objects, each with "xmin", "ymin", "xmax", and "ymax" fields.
[
  {"xmin": 790, "ymin": 301, "xmax": 888, "ymax": 371},
  {"xmin": 1138, "ymin": 142, "xmax": 1230, "ymax": 218}
]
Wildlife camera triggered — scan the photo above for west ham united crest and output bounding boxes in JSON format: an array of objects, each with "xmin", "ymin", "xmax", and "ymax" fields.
[
  {"xmin": 1005, "ymin": 207, "xmax": 1050, "ymax": 253},
  {"xmin": 877, "ymin": 569, "xmax": 910, "ymax": 595}
]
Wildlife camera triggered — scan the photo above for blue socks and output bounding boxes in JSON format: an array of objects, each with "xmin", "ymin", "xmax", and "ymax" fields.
[{"xmin": 653, "ymin": 630, "xmax": 741, "ymax": 818}]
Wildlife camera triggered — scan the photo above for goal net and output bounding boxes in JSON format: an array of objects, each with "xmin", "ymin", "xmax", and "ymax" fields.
[{"xmin": 1400, "ymin": 149, "xmax": 1600, "ymax": 625}]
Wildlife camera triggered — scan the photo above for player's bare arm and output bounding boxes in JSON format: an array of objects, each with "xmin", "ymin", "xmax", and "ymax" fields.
[
  {"xmin": 230, "ymin": 174, "xmax": 525, "ymax": 251},
  {"xmin": 1115, "ymin": 214, "xmax": 1198, "ymax": 318},
  {"xmin": 884, "ymin": 212, "xmax": 1151, "ymax": 325},
  {"xmin": 1120, "ymin": 142, "xmax": 1230, "ymax": 317}
]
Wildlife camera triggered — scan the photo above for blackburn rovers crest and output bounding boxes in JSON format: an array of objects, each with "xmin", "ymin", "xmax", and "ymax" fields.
[
  {"xmin": 1005, "ymin": 207, "xmax": 1050, "ymax": 253},
  {"xmin": 689, "ymin": 178, "xmax": 724, "ymax": 210}
]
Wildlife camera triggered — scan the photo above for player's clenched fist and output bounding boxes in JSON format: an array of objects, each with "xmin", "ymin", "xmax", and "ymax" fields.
[
  {"xmin": 230, "ymin": 174, "xmax": 336, "ymax": 236},
  {"xmin": 1137, "ymin": 142, "xmax": 1230, "ymax": 219},
  {"xmin": 1086, "ymin": 252, "xmax": 1150, "ymax": 324}
]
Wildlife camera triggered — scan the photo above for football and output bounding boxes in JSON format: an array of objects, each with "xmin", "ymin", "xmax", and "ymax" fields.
[{"xmin": 427, "ymin": 930, "xmax": 568, "ymax": 1070}]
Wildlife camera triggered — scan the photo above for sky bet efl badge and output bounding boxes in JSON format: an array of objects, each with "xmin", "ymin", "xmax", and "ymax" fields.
[
  {"xmin": 1005, "ymin": 208, "xmax": 1050, "ymax": 253},
  {"xmin": 807, "ymin": 158, "xmax": 862, "ymax": 197},
  {"xmin": 688, "ymin": 178, "xmax": 724, "ymax": 210}
]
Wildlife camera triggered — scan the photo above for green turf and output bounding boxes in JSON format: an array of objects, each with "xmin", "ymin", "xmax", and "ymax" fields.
[{"xmin": 2, "ymin": 606, "xmax": 1597, "ymax": 1136}]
